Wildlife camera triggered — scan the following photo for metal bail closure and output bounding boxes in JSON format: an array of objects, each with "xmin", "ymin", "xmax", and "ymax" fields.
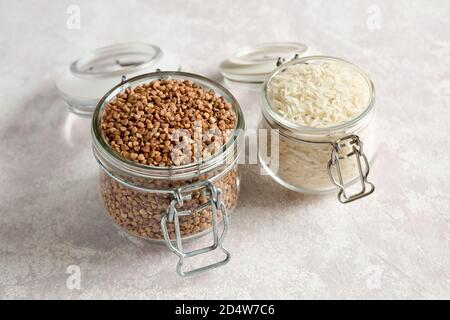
[
  {"xmin": 327, "ymin": 135, "xmax": 375, "ymax": 203},
  {"xmin": 160, "ymin": 181, "xmax": 231, "ymax": 277}
]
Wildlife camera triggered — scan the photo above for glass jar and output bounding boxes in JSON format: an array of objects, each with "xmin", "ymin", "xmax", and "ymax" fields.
[
  {"xmin": 258, "ymin": 56, "xmax": 376, "ymax": 203},
  {"xmin": 91, "ymin": 71, "xmax": 245, "ymax": 276},
  {"xmin": 56, "ymin": 42, "xmax": 180, "ymax": 116}
]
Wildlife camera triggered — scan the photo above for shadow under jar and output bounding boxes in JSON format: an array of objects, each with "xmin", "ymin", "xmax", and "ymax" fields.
[
  {"xmin": 259, "ymin": 56, "xmax": 377, "ymax": 203},
  {"xmin": 91, "ymin": 72, "xmax": 244, "ymax": 277}
]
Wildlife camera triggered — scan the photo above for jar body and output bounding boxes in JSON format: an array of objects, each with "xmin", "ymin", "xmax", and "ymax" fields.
[
  {"xmin": 98, "ymin": 162, "xmax": 240, "ymax": 242},
  {"xmin": 91, "ymin": 71, "xmax": 245, "ymax": 244},
  {"xmin": 259, "ymin": 56, "xmax": 377, "ymax": 195},
  {"xmin": 258, "ymin": 111, "xmax": 377, "ymax": 193}
]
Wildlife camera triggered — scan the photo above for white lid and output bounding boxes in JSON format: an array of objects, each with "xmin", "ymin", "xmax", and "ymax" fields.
[
  {"xmin": 56, "ymin": 43, "xmax": 180, "ymax": 116},
  {"xmin": 219, "ymin": 42, "xmax": 312, "ymax": 85}
]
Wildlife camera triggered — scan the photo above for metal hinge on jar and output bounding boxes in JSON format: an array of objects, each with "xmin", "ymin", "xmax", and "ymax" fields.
[
  {"xmin": 161, "ymin": 181, "xmax": 230, "ymax": 277},
  {"xmin": 276, "ymin": 54, "xmax": 301, "ymax": 67},
  {"xmin": 327, "ymin": 135, "xmax": 375, "ymax": 203}
]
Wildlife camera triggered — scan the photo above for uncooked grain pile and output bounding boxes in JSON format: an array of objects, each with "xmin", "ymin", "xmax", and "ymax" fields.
[
  {"xmin": 267, "ymin": 61, "xmax": 370, "ymax": 128},
  {"xmin": 99, "ymin": 79, "xmax": 239, "ymax": 241},
  {"xmin": 100, "ymin": 170, "xmax": 239, "ymax": 240},
  {"xmin": 101, "ymin": 79, "xmax": 237, "ymax": 166}
]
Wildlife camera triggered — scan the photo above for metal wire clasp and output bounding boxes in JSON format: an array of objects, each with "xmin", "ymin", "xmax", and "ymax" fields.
[
  {"xmin": 276, "ymin": 54, "xmax": 300, "ymax": 67},
  {"xmin": 160, "ymin": 180, "xmax": 230, "ymax": 277},
  {"xmin": 327, "ymin": 135, "xmax": 375, "ymax": 203}
]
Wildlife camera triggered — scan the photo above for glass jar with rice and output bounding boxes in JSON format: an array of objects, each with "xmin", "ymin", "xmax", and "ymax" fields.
[{"xmin": 259, "ymin": 56, "xmax": 377, "ymax": 203}]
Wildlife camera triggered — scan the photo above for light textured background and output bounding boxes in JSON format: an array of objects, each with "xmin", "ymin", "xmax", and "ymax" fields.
[{"xmin": 1, "ymin": 0, "xmax": 449, "ymax": 299}]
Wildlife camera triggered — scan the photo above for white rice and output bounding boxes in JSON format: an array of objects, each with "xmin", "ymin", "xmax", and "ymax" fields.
[{"xmin": 267, "ymin": 61, "xmax": 370, "ymax": 128}]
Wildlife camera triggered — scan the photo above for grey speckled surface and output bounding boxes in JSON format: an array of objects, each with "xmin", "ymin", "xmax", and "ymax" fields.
[{"xmin": 1, "ymin": 0, "xmax": 450, "ymax": 299}]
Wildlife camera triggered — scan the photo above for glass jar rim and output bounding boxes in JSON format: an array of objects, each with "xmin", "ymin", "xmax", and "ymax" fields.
[
  {"xmin": 261, "ymin": 55, "xmax": 375, "ymax": 135},
  {"xmin": 71, "ymin": 43, "xmax": 162, "ymax": 79},
  {"xmin": 91, "ymin": 71, "xmax": 245, "ymax": 179}
]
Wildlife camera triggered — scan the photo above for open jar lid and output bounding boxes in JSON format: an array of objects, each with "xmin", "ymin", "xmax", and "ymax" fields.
[
  {"xmin": 56, "ymin": 43, "xmax": 180, "ymax": 116},
  {"xmin": 219, "ymin": 42, "xmax": 316, "ymax": 87}
]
